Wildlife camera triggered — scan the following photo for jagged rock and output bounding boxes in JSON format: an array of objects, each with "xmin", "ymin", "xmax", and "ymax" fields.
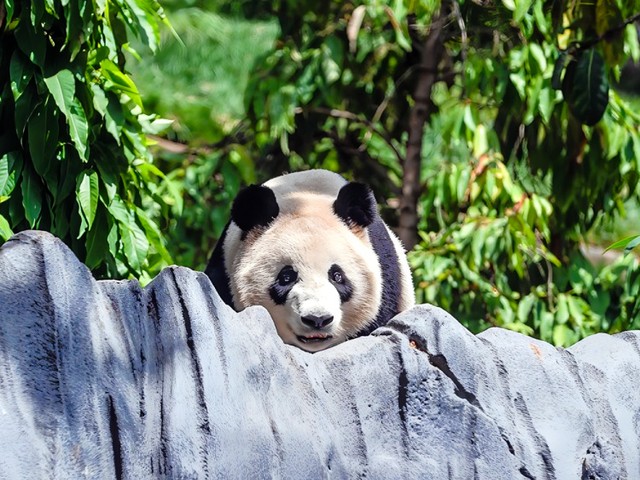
[{"xmin": 0, "ymin": 230, "xmax": 639, "ymax": 479}]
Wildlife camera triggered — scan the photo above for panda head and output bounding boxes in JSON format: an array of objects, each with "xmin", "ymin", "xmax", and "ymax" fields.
[{"xmin": 227, "ymin": 182, "xmax": 382, "ymax": 353}]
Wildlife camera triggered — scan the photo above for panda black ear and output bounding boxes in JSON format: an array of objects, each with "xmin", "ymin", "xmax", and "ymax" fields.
[
  {"xmin": 231, "ymin": 184, "xmax": 279, "ymax": 232},
  {"xmin": 333, "ymin": 182, "xmax": 377, "ymax": 228}
]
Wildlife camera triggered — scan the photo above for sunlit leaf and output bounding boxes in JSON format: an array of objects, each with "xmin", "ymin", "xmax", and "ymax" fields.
[
  {"xmin": 514, "ymin": 0, "xmax": 534, "ymax": 22},
  {"xmin": 100, "ymin": 59, "xmax": 143, "ymax": 107},
  {"xmin": 604, "ymin": 235, "xmax": 640, "ymax": 253},
  {"xmin": 118, "ymin": 220, "xmax": 149, "ymax": 271},
  {"xmin": 0, "ymin": 214, "xmax": 13, "ymax": 241},
  {"xmin": 21, "ymin": 169, "xmax": 42, "ymax": 227},
  {"xmin": 76, "ymin": 170, "xmax": 99, "ymax": 237},
  {"xmin": 0, "ymin": 154, "xmax": 15, "ymax": 198},
  {"xmin": 44, "ymin": 69, "xmax": 89, "ymax": 161},
  {"xmin": 136, "ymin": 207, "xmax": 172, "ymax": 263}
]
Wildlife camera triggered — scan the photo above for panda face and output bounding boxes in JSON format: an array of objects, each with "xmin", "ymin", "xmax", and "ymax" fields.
[{"xmin": 230, "ymin": 208, "xmax": 382, "ymax": 353}]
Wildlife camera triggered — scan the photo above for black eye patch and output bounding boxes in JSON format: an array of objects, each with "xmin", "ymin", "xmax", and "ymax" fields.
[
  {"xmin": 269, "ymin": 265, "xmax": 298, "ymax": 305},
  {"xmin": 328, "ymin": 264, "xmax": 353, "ymax": 303}
]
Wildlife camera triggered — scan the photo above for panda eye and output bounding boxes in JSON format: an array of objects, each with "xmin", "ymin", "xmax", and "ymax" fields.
[
  {"xmin": 329, "ymin": 265, "xmax": 345, "ymax": 284},
  {"xmin": 277, "ymin": 266, "xmax": 298, "ymax": 286},
  {"xmin": 328, "ymin": 264, "xmax": 352, "ymax": 303}
]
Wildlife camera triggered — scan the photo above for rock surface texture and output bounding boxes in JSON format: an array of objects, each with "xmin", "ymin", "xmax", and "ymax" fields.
[{"xmin": 1, "ymin": 231, "xmax": 639, "ymax": 479}]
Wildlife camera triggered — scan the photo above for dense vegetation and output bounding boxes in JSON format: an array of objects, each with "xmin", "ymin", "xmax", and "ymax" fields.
[
  {"xmin": 0, "ymin": 0, "xmax": 177, "ymax": 283},
  {"xmin": 2, "ymin": 0, "xmax": 640, "ymax": 344}
]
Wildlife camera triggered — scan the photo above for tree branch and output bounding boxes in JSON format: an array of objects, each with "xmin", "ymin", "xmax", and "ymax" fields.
[
  {"xmin": 397, "ymin": 10, "xmax": 446, "ymax": 250},
  {"xmin": 567, "ymin": 11, "xmax": 640, "ymax": 53},
  {"xmin": 299, "ymin": 106, "xmax": 405, "ymax": 165}
]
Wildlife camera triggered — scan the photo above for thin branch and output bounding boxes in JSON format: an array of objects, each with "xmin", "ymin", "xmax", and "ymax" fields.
[
  {"xmin": 298, "ymin": 106, "xmax": 405, "ymax": 164},
  {"xmin": 371, "ymin": 65, "xmax": 419, "ymax": 129},
  {"xmin": 565, "ymin": 11, "xmax": 640, "ymax": 53},
  {"xmin": 398, "ymin": 8, "xmax": 447, "ymax": 249},
  {"xmin": 451, "ymin": 0, "xmax": 467, "ymax": 93}
]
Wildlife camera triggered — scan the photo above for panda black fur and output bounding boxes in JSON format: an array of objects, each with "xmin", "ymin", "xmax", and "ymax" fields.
[{"xmin": 205, "ymin": 169, "xmax": 414, "ymax": 352}]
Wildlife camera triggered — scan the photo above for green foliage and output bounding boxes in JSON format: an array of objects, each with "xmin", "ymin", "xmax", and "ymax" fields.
[
  {"xmin": 5, "ymin": 0, "xmax": 637, "ymax": 344},
  {"xmin": 148, "ymin": 144, "xmax": 256, "ymax": 271},
  {"xmin": 410, "ymin": 153, "xmax": 640, "ymax": 345},
  {"xmin": 128, "ymin": 7, "xmax": 279, "ymax": 144},
  {"xmin": 0, "ymin": 0, "xmax": 174, "ymax": 282},
  {"xmin": 607, "ymin": 234, "xmax": 640, "ymax": 255},
  {"xmin": 126, "ymin": 4, "xmax": 278, "ymax": 271},
  {"xmin": 234, "ymin": 0, "xmax": 640, "ymax": 342},
  {"xmin": 560, "ymin": 49, "xmax": 610, "ymax": 126},
  {"xmin": 243, "ymin": 0, "xmax": 430, "ymax": 192}
]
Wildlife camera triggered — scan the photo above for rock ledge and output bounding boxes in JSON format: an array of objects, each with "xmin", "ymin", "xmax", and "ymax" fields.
[{"xmin": 0, "ymin": 231, "xmax": 639, "ymax": 479}]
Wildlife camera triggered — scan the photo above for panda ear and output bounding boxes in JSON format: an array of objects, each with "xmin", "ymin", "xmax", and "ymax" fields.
[
  {"xmin": 231, "ymin": 184, "xmax": 279, "ymax": 232},
  {"xmin": 333, "ymin": 182, "xmax": 377, "ymax": 228}
]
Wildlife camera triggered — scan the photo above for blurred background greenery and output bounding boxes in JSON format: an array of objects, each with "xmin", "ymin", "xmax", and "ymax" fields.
[{"xmin": 2, "ymin": 0, "xmax": 640, "ymax": 344}]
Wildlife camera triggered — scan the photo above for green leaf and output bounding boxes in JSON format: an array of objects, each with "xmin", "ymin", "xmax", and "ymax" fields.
[
  {"xmin": 100, "ymin": 59, "xmax": 143, "ymax": 107},
  {"xmin": 517, "ymin": 294, "xmax": 536, "ymax": 321},
  {"xmin": 14, "ymin": 13, "xmax": 46, "ymax": 67},
  {"xmin": 9, "ymin": 51, "xmax": 33, "ymax": 101},
  {"xmin": 551, "ymin": 52, "xmax": 569, "ymax": 90},
  {"xmin": 91, "ymin": 83, "xmax": 109, "ymax": 117},
  {"xmin": 44, "ymin": 70, "xmax": 89, "ymax": 161},
  {"xmin": 604, "ymin": 234, "xmax": 640, "ymax": 252},
  {"xmin": 321, "ymin": 53, "xmax": 340, "ymax": 85},
  {"xmin": 567, "ymin": 296, "xmax": 586, "ymax": 326},
  {"xmin": 0, "ymin": 153, "xmax": 15, "ymax": 199},
  {"xmin": 5, "ymin": 0, "xmax": 15, "ymax": 24},
  {"xmin": 136, "ymin": 207, "xmax": 172, "ymax": 263},
  {"xmin": 502, "ymin": 0, "xmax": 515, "ymax": 11},
  {"xmin": 625, "ymin": 23, "xmax": 640, "ymax": 62},
  {"xmin": 0, "ymin": 214, "xmax": 13, "ymax": 241},
  {"xmin": 509, "ymin": 72, "xmax": 526, "ymax": 99},
  {"xmin": 561, "ymin": 49, "xmax": 609, "ymax": 126},
  {"xmin": 553, "ymin": 323, "xmax": 576, "ymax": 347},
  {"xmin": 539, "ymin": 311, "xmax": 554, "ymax": 343},
  {"xmin": 21, "ymin": 169, "xmax": 43, "ymax": 227},
  {"xmin": 514, "ymin": 0, "xmax": 534, "ymax": 22},
  {"xmin": 28, "ymin": 99, "xmax": 59, "ymax": 177},
  {"xmin": 556, "ymin": 294, "xmax": 569, "ymax": 324},
  {"xmin": 104, "ymin": 92, "xmax": 124, "ymax": 143},
  {"xmin": 106, "ymin": 195, "xmax": 149, "ymax": 271},
  {"xmin": 118, "ymin": 220, "xmax": 149, "ymax": 271},
  {"xmin": 67, "ymin": 98, "xmax": 89, "ymax": 161},
  {"xmin": 528, "ymin": 43, "xmax": 547, "ymax": 73},
  {"xmin": 14, "ymin": 84, "xmax": 39, "ymax": 138},
  {"xmin": 623, "ymin": 236, "xmax": 640, "ymax": 254},
  {"xmin": 0, "ymin": 152, "xmax": 22, "ymax": 203},
  {"xmin": 85, "ymin": 208, "xmax": 109, "ymax": 269},
  {"xmin": 589, "ymin": 289, "xmax": 610, "ymax": 316},
  {"xmin": 76, "ymin": 170, "xmax": 99, "ymax": 237}
]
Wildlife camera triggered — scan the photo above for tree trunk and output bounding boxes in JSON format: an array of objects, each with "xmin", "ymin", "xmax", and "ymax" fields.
[{"xmin": 398, "ymin": 13, "xmax": 445, "ymax": 250}]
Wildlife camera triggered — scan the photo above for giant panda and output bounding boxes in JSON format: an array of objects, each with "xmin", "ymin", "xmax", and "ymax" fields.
[{"xmin": 205, "ymin": 169, "xmax": 414, "ymax": 352}]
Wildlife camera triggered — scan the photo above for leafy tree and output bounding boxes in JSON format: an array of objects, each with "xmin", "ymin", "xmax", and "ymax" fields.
[
  {"xmin": 0, "ymin": 0, "xmax": 175, "ymax": 282},
  {"xmin": 125, "ymin": 2, "xmax": 278, "ymax": 269},
  {"xmin": 236, "ymin": 0, "xmax": 640, "ymax": 343}
]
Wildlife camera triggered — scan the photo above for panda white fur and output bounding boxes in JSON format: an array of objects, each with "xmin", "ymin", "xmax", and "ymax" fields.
[{"xmin": 205, "ymin": 169, "xmax": 414, "ymax": 352}]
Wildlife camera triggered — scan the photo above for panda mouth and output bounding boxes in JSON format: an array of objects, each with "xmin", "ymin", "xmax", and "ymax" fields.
[{"xmin": 297, "ymin": 333, "xmax": 333, "ymax": 344}]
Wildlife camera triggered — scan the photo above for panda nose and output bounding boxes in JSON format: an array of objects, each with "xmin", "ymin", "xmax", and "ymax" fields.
[{"xmin": 301, "ymin": 314, "xmax": 334, "ymax": 329}]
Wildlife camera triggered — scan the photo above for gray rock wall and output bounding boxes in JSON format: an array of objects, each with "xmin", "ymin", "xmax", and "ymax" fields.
[{"xmin": 0, "ymin": 230, "xmax": 639, "ymax": 479}]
